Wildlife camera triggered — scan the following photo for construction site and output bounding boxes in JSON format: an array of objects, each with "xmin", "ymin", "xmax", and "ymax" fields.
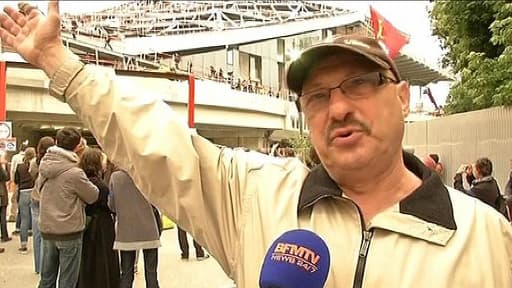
[{"xmin": 2, "ymin": 1, "xmax": 450, "ymax": 147}]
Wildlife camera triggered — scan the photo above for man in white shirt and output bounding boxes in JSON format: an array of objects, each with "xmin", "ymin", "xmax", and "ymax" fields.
[{"xmin": 8, "ymin": 141, "xmax": 28, "ymax": 223}]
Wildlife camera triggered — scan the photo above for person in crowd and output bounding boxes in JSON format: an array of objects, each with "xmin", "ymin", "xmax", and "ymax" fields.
[
  {"xmin": 2, "ymin": 4, "xmax": 511, "ymax": 286},
  {"xmin": 14, "ymin": 147, "xmax": 36, "ymax": 254},
  {"xmin": 37, "ymin": 127, "xmax": 99, "ymax": 288},
  {"xmin": 28, "ymin": 136, "xmax": 55, "ymax": 274},
  {"xmin": 173, "ymin": 52, "xmax": 181, "ymax": 70},
  {"xmin": 9, "ymin": 141, "xmax": 28, "ymax": 228},
  {"xmin": 209, "ymin": 65, "xmax": 217, "ymax": 79},
  {"xmin": 70, "ymin": 19, "xmax": 78, "ymax": 39},
  {"xmin": 177, "ymin": 226, "xmax": 209, "ymax": 261},
  {"xmin": 75, "ymin": 137, "xmax": 87, "ymax": 157},
  {"xmin": 453, "ymin": 158, "xmax": 508, "ymax": 218},
  {"xmin": 187, "ymin": 60, "xmax": 193, "ymax": 73},
  {"xmin": 102, "ymin": 157, "xmax": 117, "ymax": 186},
  {"xmin": 422, "ymin": 154, "xmax": 444, "ymax": 182},
  {"xmin": 429, "ymin": 154, "xmax": 444, "ymax": 176},
  {"xmin": 0, "ymin": 152, "xmax": 11, "ymax": 244},
  {"xmin": 504, "ymin": 159, "xmax": 512, "ymax": 215},
  {"xmin": 423, "ymin": 153, "xmax": 444, "ymax": 178},
  {"xmin": 422, "ymin": 154, "xmax": 436, "ymax": 171},
  {"xmin": 218, "ymin": 68, "xmax": 224, "ymax": 81},
  {"xmin": 77, "ymin": 147, "xmax": 119, "ymax": 288},
  {"xmin": 306, "ymin": 146, "xmax": 320, "ymax": 169},
  {"xmin": 109, "ymin": 169, "xmax": 161, "ymax": 288}
]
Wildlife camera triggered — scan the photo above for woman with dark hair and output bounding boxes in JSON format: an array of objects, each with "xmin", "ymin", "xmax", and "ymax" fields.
[
  {"xmin": 29, "ymin": 136, "xmax": 55, "ymax": 273},
  {"xmin": 14, "ymin": 147, "xmax": 36, "ymax": 254},
  {"xmin": 0, "ymin": 152, "xmax": 11, "ymax": 249},
  {"xmin": 77, "ymin": 147, "xmax": 119, "ymax": 288}
]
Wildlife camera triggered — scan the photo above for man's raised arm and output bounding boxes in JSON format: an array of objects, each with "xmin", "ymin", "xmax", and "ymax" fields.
[{"xmin": 0, "ymin": 1, "xmax": 247, "ymax": 275}]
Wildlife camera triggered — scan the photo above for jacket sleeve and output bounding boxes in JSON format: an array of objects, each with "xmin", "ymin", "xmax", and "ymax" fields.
[
  {"xmin": 505, "ymin": 173, "xmax": 512, "ymax": 198},
  {"xmin": 28, "ymin": 158, "xmax": 38, "ymax": 180},
  {"xmin": 0, "ymin": 165, "xmax": 9, "ymax": 182},
  {"xmin": 70, "ymin": 168, "xmax": 99, "ymax": 204},
  {"xmin": 51, "ymin": 62, "xmax": 250, "ymax": 275},
  {"xmin": 14, "ymin": 167, "xmax": 20, "ymax": 185},
  {"xmin": 9, "ymin": 158, "xmax": 16, "ymax": 181},
  {"xmin": 108, "ymin": 177, "xmax": 116, "ymax": 213}
]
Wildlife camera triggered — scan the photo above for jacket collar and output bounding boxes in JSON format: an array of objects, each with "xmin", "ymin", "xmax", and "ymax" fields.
[
  {"xmin": 47, "ymin": 146, "xmax": 79, "ymax": 163},
  {"xmin": 298, "ymin": 151, "xmax": 457, "ymax": 231},
  {"xmin": 472, "ymin": 175, "xmax": 494, "ymax": 185}
]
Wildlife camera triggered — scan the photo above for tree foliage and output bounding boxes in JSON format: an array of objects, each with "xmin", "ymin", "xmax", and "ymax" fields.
[
  {"xmin": 430, "ymin": 1, "xmax": 512, "ymax": 113},
  {"xmin": 289, "ymin": 135, "xmax": 313, "ymax": 163}
]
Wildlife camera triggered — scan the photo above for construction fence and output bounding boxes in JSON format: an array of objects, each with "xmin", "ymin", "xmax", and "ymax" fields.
[{"xmin": 404, "ymin": 106, "xmax": 512, "ymax": 188}]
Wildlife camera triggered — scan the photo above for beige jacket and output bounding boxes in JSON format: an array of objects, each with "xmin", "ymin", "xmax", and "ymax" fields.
[{"xmin": 49, "ymin": 61, "xmax": 512, "ymax": 287}]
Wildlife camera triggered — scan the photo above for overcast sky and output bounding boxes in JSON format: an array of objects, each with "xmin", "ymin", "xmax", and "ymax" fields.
[{"xmin": 1, "ymin": 1, "xmax": 449, "ymax": 109}]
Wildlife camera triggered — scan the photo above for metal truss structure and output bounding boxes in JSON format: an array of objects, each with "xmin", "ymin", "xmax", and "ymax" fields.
[
  {"xmin": 52, "ymin": 1, "xmax": 451, "ymax": 86},
  {"xmin": 61, "ymin": 1, "xmax": 352, "ymax": 38}
]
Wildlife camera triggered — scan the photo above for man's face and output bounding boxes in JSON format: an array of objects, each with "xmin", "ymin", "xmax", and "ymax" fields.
[{"xmin": 300, "ymin": 53, "xmax": 410, "ymax": 174}]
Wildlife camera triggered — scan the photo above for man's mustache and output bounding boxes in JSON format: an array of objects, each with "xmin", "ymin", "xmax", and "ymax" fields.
[{"xmin": 326, "ymin": 117, "xmax": 372, "ymax": 141}]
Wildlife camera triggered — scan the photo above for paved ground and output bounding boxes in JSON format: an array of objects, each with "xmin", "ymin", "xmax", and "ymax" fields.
[{"xmin": 0, "ymin": 222, "xmax": 234, "ymax": 288}]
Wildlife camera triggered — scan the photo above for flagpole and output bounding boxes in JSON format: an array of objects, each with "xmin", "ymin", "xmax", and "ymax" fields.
[{"xmin": 0, "ymin": 61, "xmax": 6, "ymax": 121}]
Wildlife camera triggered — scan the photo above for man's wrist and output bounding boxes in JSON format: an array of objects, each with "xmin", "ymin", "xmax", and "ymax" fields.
[
  {"xmin": 39, "ymin": 45, "xmax": 71, "ymax": 78},
  {"xmin": 48, "ymin": 54, "xmax": 85, "ymax": 102}
]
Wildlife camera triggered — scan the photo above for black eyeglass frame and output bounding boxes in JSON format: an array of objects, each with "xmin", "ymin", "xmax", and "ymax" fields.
[{"xmin": 295, "ymin": 71, "xmax": 399, "ymax": 112}]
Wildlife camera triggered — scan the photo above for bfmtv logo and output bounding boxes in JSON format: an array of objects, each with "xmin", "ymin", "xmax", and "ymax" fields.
[{"xmin": 270, "ymin": 242, "xmax": 321, "ymax": 273}]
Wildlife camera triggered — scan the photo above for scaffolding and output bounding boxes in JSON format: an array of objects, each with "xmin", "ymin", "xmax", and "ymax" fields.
[{"xmin": 61, "ymin": 1, "xmax": 352, "ymax": 38}]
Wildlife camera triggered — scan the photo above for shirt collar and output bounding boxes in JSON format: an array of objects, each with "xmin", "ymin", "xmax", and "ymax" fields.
[{"xmin": 298, "ymin": 151, "xmax": 457, "ymax": 230}]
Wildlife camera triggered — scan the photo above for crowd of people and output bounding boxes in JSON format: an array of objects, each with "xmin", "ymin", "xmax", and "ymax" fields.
[
  {"xmin": 0, "ymin": 128, "xmax": 169, "ymax": 288},
  {"xmin": 422, "ymin": 154, "xmax": 511, "ymax": 220},
  {"xmin": 206, "ymin": 65, "xmax": 292, "ymax": 101}
]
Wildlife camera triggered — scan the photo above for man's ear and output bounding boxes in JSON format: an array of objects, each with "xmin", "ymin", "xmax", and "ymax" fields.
[{"xmin": 396, "ymin": 81, "xmax": 410, "ymax": 117}]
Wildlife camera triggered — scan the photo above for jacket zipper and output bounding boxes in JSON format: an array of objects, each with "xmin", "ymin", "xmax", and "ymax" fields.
[{"xmin": 352, "ymin": 228, "xmax": 374, "ymax": 288}]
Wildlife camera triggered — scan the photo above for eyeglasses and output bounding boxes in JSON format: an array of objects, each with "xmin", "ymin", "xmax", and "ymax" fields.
[{"xmin": 300, "ymin": 71, "xmax": 398, "ymax": 113}]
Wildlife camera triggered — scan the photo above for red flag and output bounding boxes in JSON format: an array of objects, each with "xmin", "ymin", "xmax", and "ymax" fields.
[{"xmin": 370, "ymin": 6, "xmax": 409, "ymax": 58}]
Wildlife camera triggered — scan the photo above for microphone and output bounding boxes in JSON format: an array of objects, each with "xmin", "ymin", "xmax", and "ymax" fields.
[{"xmin": 259, "ymin": 229, "xmax": 330, "ymax": 288}]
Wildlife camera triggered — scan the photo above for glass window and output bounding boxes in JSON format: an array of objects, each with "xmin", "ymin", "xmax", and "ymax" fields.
[{"xmin": 227, "ymin": 49, "xmax": 234, "ymax": 65}]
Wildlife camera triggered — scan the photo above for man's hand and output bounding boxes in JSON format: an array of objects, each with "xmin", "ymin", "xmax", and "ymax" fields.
[
  {"xmin": 0, "ymin": 1, "xmax": 68, "ymax": 77},
  {"xmin": 456, "ymin": 164, "xmax": 468, "ymax": 174}
]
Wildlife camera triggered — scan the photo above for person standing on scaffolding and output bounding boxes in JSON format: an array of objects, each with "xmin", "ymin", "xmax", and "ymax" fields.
[
  {"xmin": 71, "ymin": 19, "xmax": 77, "ymax": 39},
  {"xmin": 104, "ymin": 33, "xmax": 114, "ymax": 50}
]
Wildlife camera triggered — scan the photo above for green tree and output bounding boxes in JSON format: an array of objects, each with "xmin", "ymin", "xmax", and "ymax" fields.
[
  {"xmin": 289, "ymin": 135, "xmax": 312, "ymax": 163},
  {"xmin": 430, "ymin": 1, "xmax": 512, "ymax": 113}
]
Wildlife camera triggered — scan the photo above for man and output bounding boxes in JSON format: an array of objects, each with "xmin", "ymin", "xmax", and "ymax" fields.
[
  {"xmin": 177, "ymin": 226, "xmax": 209, "ymax": 261},
  {"xmin": 8, "ymin": 141, "xmax": 27, "ymax": 223},
  {"xmin": 37, "ymin": 127, "xmax": 99, "ymax": 288},
  {"xmin": 454, "ymin": 158, "xmax": 508, "ymax": 218},
  {"xmin": 422, "ymin": 153, "xmax": 444, "ymax": 180},
  {"xmin": 0, "ymin": 2, "xmax": 510, "ymax": 287}
]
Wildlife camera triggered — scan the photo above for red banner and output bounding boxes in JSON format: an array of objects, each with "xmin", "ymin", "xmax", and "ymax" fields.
[
  {"xmin": 0, "ymin": 62, "xmax": 5, "ymax": 121},
  {"xmin": 370, "ymin": 6, "xmax": 409, "ymax": 58}
]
